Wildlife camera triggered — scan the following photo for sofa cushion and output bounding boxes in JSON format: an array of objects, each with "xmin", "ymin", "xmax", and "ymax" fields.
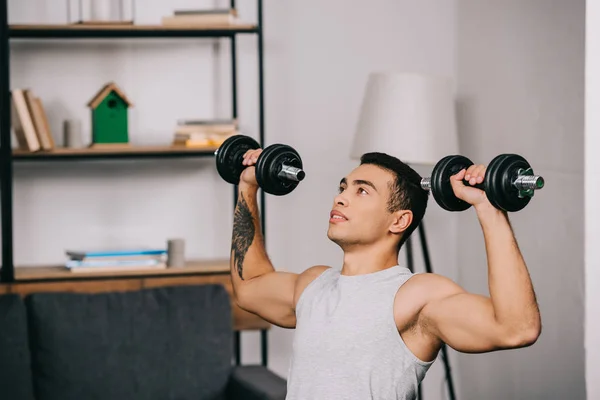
[
  {"xmin": 26, "ymin": 284, "xmax": 233, "ymax": 400},
  {"xmin": 0, "ymin": 294, "xmax": 36, "ymax": 400}
]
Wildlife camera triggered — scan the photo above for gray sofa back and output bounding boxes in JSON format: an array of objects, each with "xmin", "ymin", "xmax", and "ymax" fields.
[
  {"xmin": 0, "ymin": 294, "xmax": 36, "ymax": 400},
  {"xmin": 0, "ymin": 284, "xmax": 235, "ymax": 400}
]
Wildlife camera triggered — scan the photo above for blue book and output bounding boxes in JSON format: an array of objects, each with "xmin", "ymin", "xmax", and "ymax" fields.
[
  {"xmin": 66, "ymin": 258, "xmax": 164, "ymax": 268},
  {"xmin": 66, "ymin": 248, "xmax": 167, "ymax": 260}
]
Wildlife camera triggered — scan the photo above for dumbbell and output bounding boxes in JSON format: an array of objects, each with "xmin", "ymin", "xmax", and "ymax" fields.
[
  {"xmin": 215, "ymin": 134, "xmax": 306, "ymax": 196},
  {"xmin": 420, "ymin": 154, "xmax": 545, "ymax": 212}
]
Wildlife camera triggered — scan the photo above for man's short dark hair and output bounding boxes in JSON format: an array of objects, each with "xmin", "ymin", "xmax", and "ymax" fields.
[{"xmin": 360, "ymin": 152, "xmax": 429, "ymax": 251}]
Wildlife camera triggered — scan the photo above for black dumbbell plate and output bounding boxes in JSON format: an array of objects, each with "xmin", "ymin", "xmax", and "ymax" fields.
[
  {"xmin": 256, "ymin": 144, "xmax": 303, "ymax": 196},
  {"xmin": 431, "ymin": 155, "xmax": 474, "ymax": 212},
  {"xmin": 484, "ymin": 154, "xmax": 532, "ymax": 212},
  {"xmin": 215, "ymin": 135, "xmax": 261, "ymax": 185}
]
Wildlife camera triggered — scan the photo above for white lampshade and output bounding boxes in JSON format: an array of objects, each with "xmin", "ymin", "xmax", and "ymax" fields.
[{"xmin": 350, "ymin": 72, "xmax": 459, "ymax": 166}]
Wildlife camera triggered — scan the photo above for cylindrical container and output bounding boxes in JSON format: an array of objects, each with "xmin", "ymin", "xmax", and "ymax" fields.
[
  {"xmin": 90, "ymin": 0, "xmax": 122, "ymax": 22},
  {"xmin": 63, "ymin": 119, "xmax": 84, "ymax": 148},
  {"xmin": 167, "ymin": 238, "xmax": 185, "ymax": 268}
]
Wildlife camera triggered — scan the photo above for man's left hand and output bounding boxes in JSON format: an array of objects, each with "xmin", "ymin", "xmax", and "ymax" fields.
[{"xmin": 450, "ymin": 164, "xmax": 491, "ymax": 208}]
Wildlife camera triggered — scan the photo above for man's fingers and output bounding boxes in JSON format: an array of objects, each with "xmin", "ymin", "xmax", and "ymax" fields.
[
  {"xmin": 467, "ymin": 166, "xmax": 479, "ymax": 185},
  {"xmin": 465, "ymin": 164, "xmax": 486, "ymax": 185},
  {"xmin": 247, "ymin": 149, "xmax": 261, "ymax": 164},
  {"xmin": 242, "ymin": 149, "xmax": 262, "ymax": 165},
  {"xmin": 464, "ymin": 165, "xmax": 476, "ymax": 181},
  {"xmin": 451, "ymin": 168, "xmax": 467, "ymax": 185},
  {"xmin": 475, "ymin": 165, "xmax": 486, "ymax": 184},
  {"xmin": 471, "ymin": 165, "xmax": 485, "ymax": 185}
]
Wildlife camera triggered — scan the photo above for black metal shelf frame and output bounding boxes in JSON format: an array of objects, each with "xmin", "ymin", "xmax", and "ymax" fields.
[
  {"xmin": 12, "ymin": 149, "xmax": 219, "ymax": 161},
  {"xmin": 9, "ymin": 26, "xmax": 259, "ymax": 39},
  {"xmin": 0, "ymin": 0, "xmax": 268, "ymax": 366}
]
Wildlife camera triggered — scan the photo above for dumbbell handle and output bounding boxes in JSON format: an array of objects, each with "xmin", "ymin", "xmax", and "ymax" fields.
[
  {"xmin": 420, "ymin": 174, "xmax": 545, "ymax": 191},
  {"xmin": 420, "ymin": 177, "xmax": 482, "ymax": 191},
  {"xmin": 278, "ymin": 163, "xmax": 306, "ymax": 182}
]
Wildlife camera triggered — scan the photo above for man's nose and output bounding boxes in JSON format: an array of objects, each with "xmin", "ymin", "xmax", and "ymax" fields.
[{"xmin": 334, "ymin": 193, "xmax": 347, "ymax": 206}]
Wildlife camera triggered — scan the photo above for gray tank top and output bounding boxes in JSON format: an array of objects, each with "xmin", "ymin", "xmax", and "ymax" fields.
[{"xmin": 286, "ymin": 265, "xmax": 434, "ymax": 400}]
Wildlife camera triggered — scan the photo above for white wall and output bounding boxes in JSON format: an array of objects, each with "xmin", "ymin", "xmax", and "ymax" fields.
[
  {"xmin": 586, "ymin": 0, "xmax": 600, "ymax": 398},
  {"xmin": 6, "ymin": 1, "xmax": 458, "ymax": 399},
  {"xmin": 456, "ymin": 1, "xmax": 585, "ymax": 399}
]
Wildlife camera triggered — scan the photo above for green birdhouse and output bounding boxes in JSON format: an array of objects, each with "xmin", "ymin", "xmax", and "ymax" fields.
[{"xmin": 87, "ymin": 82, "xmax": 133, "ymax": 146}]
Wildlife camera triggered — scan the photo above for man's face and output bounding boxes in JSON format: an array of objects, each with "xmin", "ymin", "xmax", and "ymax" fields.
[{"xmin": 327, "ymin": 164, "xmax": 409, "ymax": 249}]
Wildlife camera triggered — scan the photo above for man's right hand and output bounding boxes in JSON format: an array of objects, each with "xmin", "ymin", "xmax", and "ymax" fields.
[{"xmin": 240, "ymin": 148, "xmax": 263, "ymax": 188}]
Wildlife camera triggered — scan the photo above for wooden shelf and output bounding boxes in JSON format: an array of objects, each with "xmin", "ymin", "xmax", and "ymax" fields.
[
  {"xmin": 9, "ymin": 23, "xmax": 259, "ymax": 38},
  {"xmin": 14, "ymin": 259, "xmax": 230, "ymax": 281},
  {"xmin": 12, "ymin": 145, "xmax": 219, "ymax": 160}
]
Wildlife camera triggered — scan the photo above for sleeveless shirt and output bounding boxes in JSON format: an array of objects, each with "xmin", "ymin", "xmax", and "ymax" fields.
[{"xmin": 286, "ymin": 265, "xmax": 434, "ymax": 400}]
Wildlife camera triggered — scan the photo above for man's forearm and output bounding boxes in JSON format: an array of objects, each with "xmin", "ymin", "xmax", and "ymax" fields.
[
  {"xmin": 230, "ymin": 185, "xmax": 275, "ymax": 292},
  {"xmin": 476, "ymin": 204, "xmax": 541, "ymax": 338}
]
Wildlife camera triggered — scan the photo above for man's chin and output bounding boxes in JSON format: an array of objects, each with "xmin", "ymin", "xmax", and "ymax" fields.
[
  {"xmin": 327, "ymin": 230, "xmax": 345, "ymax": 246},
  {"xmin": 326, "ymin": 230, "xmax": 337, "ymax": 243}
]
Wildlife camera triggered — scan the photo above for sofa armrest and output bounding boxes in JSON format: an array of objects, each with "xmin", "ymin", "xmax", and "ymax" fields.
[{"xmin": 226, "ymin": 365, "xmax": 287, "ymax": 400}]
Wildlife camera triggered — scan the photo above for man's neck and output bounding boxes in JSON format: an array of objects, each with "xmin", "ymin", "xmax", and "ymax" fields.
[{"xmin": 340, "ymin": 243, "xmax": 399, "ymax": 276}]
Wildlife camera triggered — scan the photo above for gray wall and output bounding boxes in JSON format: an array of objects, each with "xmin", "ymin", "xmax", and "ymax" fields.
[
  {"xmin": 586, "ymin": 0, "xmax": 599, "ymax": 397},
  {"xmin": 456, "ymin": 1, "xmax": 585, "ymax": 399}
]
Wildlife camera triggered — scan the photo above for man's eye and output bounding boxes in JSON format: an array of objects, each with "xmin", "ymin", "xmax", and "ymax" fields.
[
  {"xmin": 359, "ymin": 188, "xmax": 368, "ymax": 195},
  {"xmin": 338, "ymin": 186, "xmax": 345, "ymax": 193}
]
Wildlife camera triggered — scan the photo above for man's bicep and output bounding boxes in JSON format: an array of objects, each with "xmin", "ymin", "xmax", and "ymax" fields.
[
  {"xmin": 237, "ymin": 271, "xmax": 299, "ymax": 328},
  {"xmin": 420, "ymin": 292, "xmax": 509, "ymax": 354}
]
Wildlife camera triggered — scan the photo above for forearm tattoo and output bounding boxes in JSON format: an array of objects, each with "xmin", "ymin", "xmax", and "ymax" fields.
[{"xmin": 232, "ymin": 194, "xmax": 255, "ymax": 280}]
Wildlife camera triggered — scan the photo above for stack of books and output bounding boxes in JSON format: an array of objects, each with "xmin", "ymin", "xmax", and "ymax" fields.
[
  {"xmin": 161, "ymin": 8, "xmax": 240, "ymax": 27},
  {"xmin": 64, "ymin": 248, "xmax": 168, "ymax": 273},
  {"xmin": 11, "ymin": 88, "xmax": 55, "ymax": 153},
  {"xmin": 172, "ymin": 118, "xmax": 238, "ymax": 148}
]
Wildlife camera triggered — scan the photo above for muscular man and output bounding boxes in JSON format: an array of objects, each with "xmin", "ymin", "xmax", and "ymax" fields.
[{"xmin": 230, "ymin": 148, "xmax": 541, "ymax": 400}]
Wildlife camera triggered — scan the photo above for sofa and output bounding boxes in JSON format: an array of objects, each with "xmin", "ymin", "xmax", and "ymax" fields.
[{"xmin": 0, "ymin": 283, "xmax": 287, "ymax": 400}]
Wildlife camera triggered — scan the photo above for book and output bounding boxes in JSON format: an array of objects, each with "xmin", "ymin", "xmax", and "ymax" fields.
[
  {"xmin": 24, "ymin": 89, "xmax": 55, "ymax": 151},
  {"xmin": 66, "ymin": 258, "xmax": 164, "ymax": 267},
  {"xmin": 66, "ymin": 259, "xmax": 168, "ymax": 273},
  {"xmin": 10, "ymin": 89, "xmax": 41, "ymax": 152},
  {"xmin": 172, "ymin": 131, "xmax": 237, "ymax": 148},
  {"xmin": 66, "ymin": 248, "xmax": 167, "ymax": 260},
  {"xmin": 161, "ymin": 9, "xmax": 239, "ymax": 27},
  {"xmin": 176, "ymin": 118, "xmax": 237, "ymax": 126},
  {"xmin": 174, "ymin": 9, "xmax": 233, "ymax": 16}
]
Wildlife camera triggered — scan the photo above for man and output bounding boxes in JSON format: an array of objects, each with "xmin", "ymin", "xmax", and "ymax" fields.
[{"xmin": 230, "ymin": 148, "xmax": 541, "ymax": 400}]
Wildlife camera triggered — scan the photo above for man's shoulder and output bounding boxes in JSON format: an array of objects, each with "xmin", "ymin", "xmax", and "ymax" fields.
[
  {"xmin": 292, "ymin": 265, "xmax": 331, "ymax": 309},
  {"xmin": 395, "ymin": 273, "xmax": 465, "ymax": 317},
  {"xmin": 297, "ymin": 265, "xmax": 331, "ymax": 291},
  {"xmin": 402, "ymin": 272, "xmax": 463, "ymax": 296},
  {"xmin": 300, "ymin": 264, "xmax": 331, "ymax": 279}
]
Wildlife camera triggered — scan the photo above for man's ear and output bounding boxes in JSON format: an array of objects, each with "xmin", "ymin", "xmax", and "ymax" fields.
[{"xmin": 389, "ymin": 210, "xmax": 413, "ymax": 234}]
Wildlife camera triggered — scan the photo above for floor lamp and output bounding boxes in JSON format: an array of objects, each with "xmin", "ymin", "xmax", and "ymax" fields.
[{"xmin": 350, "ymin": 72, "xmax": 459, "ymax": 400}]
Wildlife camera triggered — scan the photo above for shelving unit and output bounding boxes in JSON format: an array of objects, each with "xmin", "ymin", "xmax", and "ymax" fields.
[{"xmin": 0, "ymin": 0, "xmax": 268, "ymax": 366}]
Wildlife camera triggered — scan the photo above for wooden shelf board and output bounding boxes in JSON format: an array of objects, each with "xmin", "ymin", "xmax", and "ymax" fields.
[
  {"xmin": 12, "ymin": 145, "xmax": 219, "ymax": 159},
  {"xmin": 14, "ymin": 259, "xmax": 230, "ymax": 281}
]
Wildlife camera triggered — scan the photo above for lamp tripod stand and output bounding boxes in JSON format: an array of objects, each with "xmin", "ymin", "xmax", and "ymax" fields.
[{"xmin": 405, "ymin": 222, "xmax": 456, "ymax": 400}]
